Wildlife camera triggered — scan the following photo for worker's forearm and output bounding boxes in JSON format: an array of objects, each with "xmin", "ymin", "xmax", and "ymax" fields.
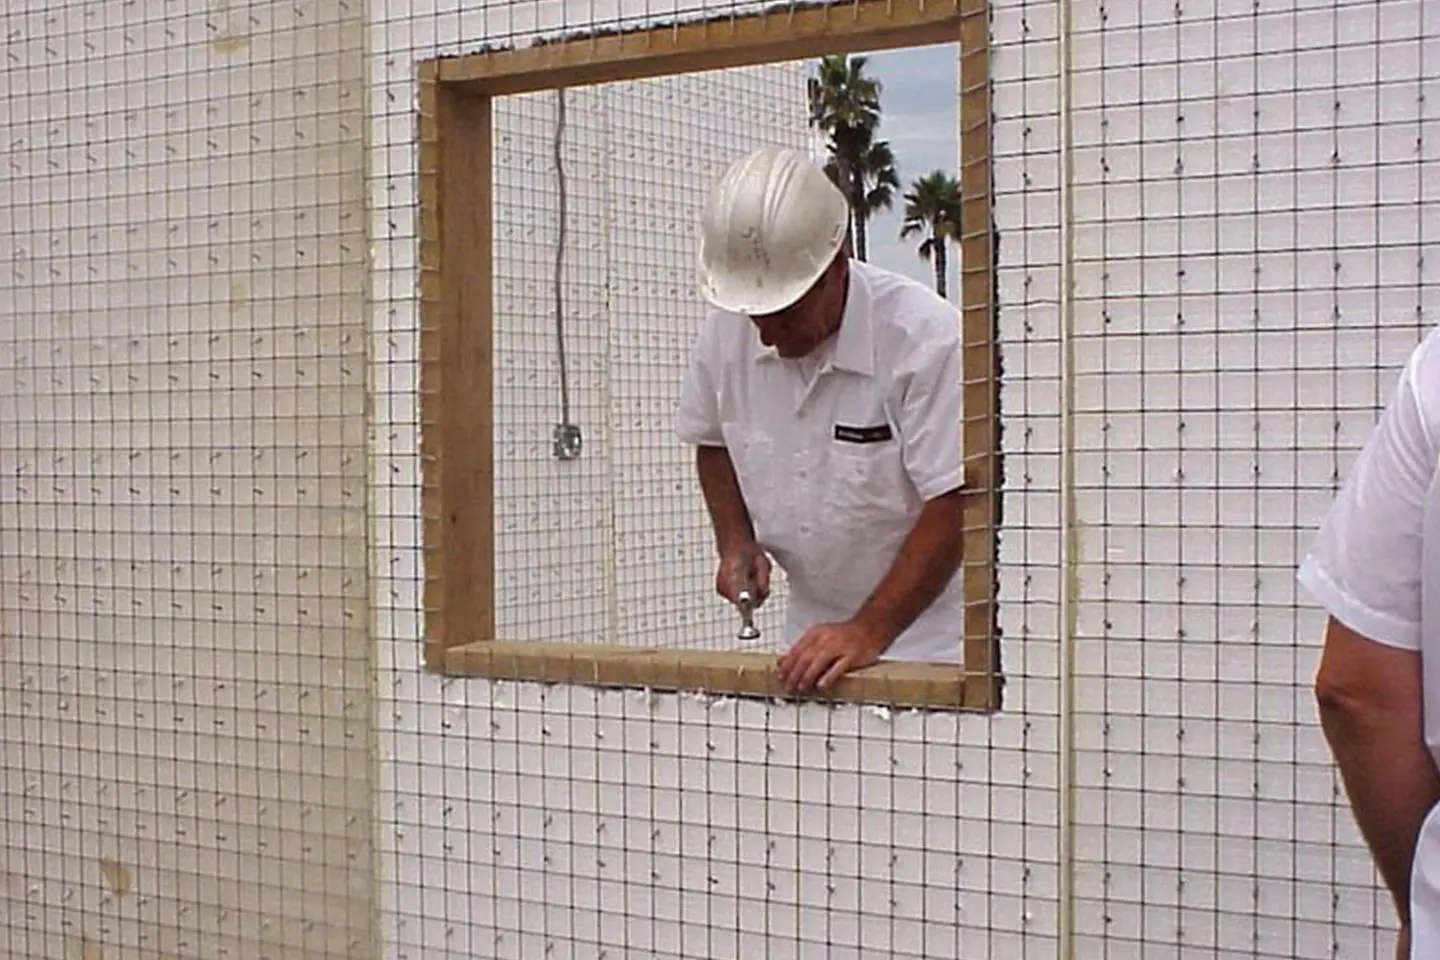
[
  {"xmin": 1319, "ymin": 698, "xmax": 1440, "ymax": 921},
  {"xmin": 852, "ymin": 489, "xmax": 965, "ymax": 645},
  {"xmin": 696, "ymin": 445, "xmax": 755, "ymax": 556}
]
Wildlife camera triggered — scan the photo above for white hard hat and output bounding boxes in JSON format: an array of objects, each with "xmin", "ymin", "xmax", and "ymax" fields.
[{"xmin": 697, "ymin": 146, "xmax": 850, "ymax": 316}]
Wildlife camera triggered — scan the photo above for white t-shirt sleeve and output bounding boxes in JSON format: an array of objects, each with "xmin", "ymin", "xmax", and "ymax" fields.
[
  {"xmin": 674, "ymin": 314, "xmax": 726, "ymax": 447},
  {"xmin": 896, "ymin": 315, "xmax": 965, "ymax": 501},
  {"xmin": 1297, "ymin": 341, "xmax": 1438, "ymax": 651}
]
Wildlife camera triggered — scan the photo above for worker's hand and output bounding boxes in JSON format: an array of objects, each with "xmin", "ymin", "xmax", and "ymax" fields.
[
  {"xmin": 777, "ymin": 619, "xmax": 888, "ymax": 696},
  {"xmin": 1396, "ymin": 921, "xmax": 1411, "ymax": 960},
  {"xmin": 716, "ymin": 542, "xmax": 770, "ymax": 607}
]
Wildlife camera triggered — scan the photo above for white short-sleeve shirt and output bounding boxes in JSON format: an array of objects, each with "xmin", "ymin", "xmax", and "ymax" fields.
[
  {"xmin": 1297, "ymin": 323, "xmax": 1440, "ymax": 958},
  {"xmin": 675, "ymin": 259, "xmax": 966, "ymax": 662}
]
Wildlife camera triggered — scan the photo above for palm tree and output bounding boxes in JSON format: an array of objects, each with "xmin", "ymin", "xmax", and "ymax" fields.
[
  {"xmin": 822, "ymin": 128, "xmax": 900, "ymax": 263},
  {"xmin": 807, "ymin": 54, "xmax": 898, "ymax": 262},
  {"xmin": 807, "ymin": 55, "xmax": 880, "ymax": 190},
  {"xmin": 900, "ymin": 170, "xmax": 963, "ymax": 299}
]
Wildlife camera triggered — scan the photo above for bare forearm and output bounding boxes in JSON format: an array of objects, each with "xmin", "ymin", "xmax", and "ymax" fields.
[
  {"xmin": 852, "ymin": 489, "xmax": 965, "ymax": 645},
  {"xmin": 696, "ymin": 445, "xmax": 755, "ymax": 555},
  {"xmin": 1319, "ymin": 698, "xmax": 1440, "ymax": 920}
]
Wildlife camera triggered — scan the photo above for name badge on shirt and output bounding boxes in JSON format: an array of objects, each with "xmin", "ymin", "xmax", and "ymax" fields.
[{"xmin": 834, "ymin": 423, "xmax": 893, "ymax": 444}]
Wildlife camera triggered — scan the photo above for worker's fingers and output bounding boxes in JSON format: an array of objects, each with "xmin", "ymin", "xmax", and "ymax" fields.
[
  {"xmin": 752, "ymin": 553, "xmax": 771, "ymax": 604},
  {"xmin": 815, "ymin": 654, "xmax": 853, "ymax": 691},
  {"xmin": 778, "ymin": 623, "xmax": 884, "ymax": 695},
  {"xmin": 776, "ymin": 647, "xmax": 793, "ymax": 682},
  {"xmin": 717, "ymin": 559, "xmax": 751, "ymax": 604},
  {"xmin": 775, "ymin": 637, "xmax": 805, "ymax": 687},
  {"xmin": 714, "ymin": 565, "xmax": 738, "ymax": 603},
  {"xmin": 796, "ymin": 646, "xmax": 843, "ymax": 694},
  {"xmin": 717, "ymin": 546, "xmax": 769, "ymax": 606},
  {"xmin": 778, "ymin": 633, "xmax": 842, "ymax": 695}
]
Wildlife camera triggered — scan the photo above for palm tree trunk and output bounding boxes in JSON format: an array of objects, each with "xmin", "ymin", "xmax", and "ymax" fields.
[
  {"xmin": 833, "ymin": 158, "xmax": 858, "ymax": 258},
  {"xmin": 934, "ymin": 234, "xmax": 947, "ymax": 300},
  {"xmin": 850, "ymin": 171, "xmax": 868, "ymax": 261}
]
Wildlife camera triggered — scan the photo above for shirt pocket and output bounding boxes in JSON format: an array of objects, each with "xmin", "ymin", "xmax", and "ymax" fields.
[
  {"xmin": 808, "ymin": 440, "xmax": 911, "ymax": 599},
  {"xmin": 827, "ymin": 439, "xmax": 910, "ymax": 523}
]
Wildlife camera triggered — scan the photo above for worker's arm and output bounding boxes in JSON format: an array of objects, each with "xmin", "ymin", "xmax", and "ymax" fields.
[
  {"xmin": 862, "ymin": 315, "xmax": 968, "ymax": 641},
  {"xmin": 850, "ymin": 487, "xmax": 965, "ymax": 642},
  {"xmin": 778, "ymin": 317, "xmax": 965, "ymax": 694},
  {"xmin": 696, "ymin": 444, "xmax": 769, "ymax": 604},
  {"xmin": 776, "ymin": 486, "xmax": 963, "ymax": 693},
  {"xmin": 674, "ymin": 316, "xmax": 770, "ymax": 605},
  {"xmin": 1315, "ymin": 616, "xmax": 1440, "ymax": 924},
  {"xmin": 1298, "ymin": 331, "xmax": 1440, "ymax": 936}
]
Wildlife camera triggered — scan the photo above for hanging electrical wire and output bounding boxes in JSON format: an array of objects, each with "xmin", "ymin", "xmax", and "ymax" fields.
[{"xmin": 551, "ymin": 85, "xmax": 581, "ymax": 460}]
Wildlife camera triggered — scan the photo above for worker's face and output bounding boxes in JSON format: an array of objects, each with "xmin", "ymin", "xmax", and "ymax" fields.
[{"xmin": 750, "ymin": 256, "xmax": 847, "ymax": 360}]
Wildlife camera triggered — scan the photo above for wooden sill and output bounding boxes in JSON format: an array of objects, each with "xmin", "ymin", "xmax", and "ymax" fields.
[{"xmin": 433, "ymin": 640, "xmax": 1002, "ymax": 712}]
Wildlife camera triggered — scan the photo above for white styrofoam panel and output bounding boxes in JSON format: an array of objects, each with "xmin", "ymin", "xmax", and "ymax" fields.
[{"xmin": 0, "ymin": 2, "xmax": 376, "ymax": 959}]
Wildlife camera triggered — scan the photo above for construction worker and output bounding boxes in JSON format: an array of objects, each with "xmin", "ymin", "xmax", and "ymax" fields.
[
  {"xmin": 1301, "ymin": 325, "xmax": 1440, "ymax": 960},
  {"xmin": 674, "ymin": 145, "xmax": 967, "ymax": 696}
]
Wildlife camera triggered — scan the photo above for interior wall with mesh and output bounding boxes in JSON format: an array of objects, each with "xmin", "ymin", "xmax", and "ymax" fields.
[
  {"xmin": 0, "ymin": 3, "xmax": 376, "ymax": 959},
  {"xmin": 485, "ymin": 71, "xmax": 810, "ymax": 651}
]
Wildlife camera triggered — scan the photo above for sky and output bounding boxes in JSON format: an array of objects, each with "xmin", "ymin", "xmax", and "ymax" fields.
[{"xmin": 823, "ymin": 43, "xmax": 961, "ymax": 300}]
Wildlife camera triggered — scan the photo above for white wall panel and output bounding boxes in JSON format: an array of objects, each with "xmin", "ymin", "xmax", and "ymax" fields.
[{"xmin": 0, "ymin": 2, "xmax": 374, "ymax": 959}]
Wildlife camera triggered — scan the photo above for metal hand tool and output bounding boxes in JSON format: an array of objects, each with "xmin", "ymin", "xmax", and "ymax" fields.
[{"xmin": 736, "ymin": 588, "xmax": 761, "ymax": 641}]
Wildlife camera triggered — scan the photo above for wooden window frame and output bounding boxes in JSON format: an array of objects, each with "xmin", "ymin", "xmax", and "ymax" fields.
[{"xmin": 416, "ymin": 0, "xmax": 1001, "ymax": 711}]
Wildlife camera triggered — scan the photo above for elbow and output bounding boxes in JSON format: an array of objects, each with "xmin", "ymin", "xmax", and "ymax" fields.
[
  {"xmin": 1313, "ymin": 671, "xmax": 1385, "ymax": 755},
  {"xmin": 1314, "ymin": 654, "xmax": 1379, "ymax": 719},
  {"xmin": 1313, "ymin": 671, "xmax": 1363, "ymax": 721},
  {"xmin": 1313, "ymin": 648, "xmax": 1348, "ymax": 709},
  {"xmin": 1312, "ymin": 620, "xmax": 1426, "ymax": 766},
  {"xmin": 1313, "ymin": 623, "xmax": 1419, "ymax": 726}
]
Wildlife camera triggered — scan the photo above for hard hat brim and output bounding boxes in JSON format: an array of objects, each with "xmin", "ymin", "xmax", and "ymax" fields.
[{"xmin": 698, "ymin": 248, "xmax": 836, "ymax": 317}]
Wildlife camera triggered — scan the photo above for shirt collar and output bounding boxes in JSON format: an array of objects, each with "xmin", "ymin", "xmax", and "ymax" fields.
[{"xmin": 750, "ymin": 263, "xmax": 874, "ymax": 377}]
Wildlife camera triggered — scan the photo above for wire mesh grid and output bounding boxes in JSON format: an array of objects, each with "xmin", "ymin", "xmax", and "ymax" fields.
[{"xmin": 0, "ymin": 0, "xmax": 1430, "ymax": 957}]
